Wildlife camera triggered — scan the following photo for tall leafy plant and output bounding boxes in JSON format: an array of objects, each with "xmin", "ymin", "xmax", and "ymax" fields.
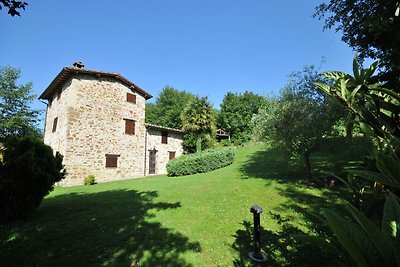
[
  {"xmin": 315, "ymin": 56, "xmax": 400, "ymax": 266},
  {"xmin": 181, "ymin": 96, "xmax": 216, "ymax": 153}
]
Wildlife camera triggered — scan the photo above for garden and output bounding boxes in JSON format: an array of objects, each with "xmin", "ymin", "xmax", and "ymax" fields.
[{"xmin": 0, "ymin": 141, "xmax": 366, "ymax": 266}]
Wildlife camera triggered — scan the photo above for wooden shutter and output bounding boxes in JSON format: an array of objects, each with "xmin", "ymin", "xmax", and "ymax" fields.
[
  {"xmin": 105, "ymin": 154, "xmax": 119, "ymax": 168},
  {"xmin": 169, "ymin": 151, "xmax": 176, "ymax": 160},
  {"xmin": 124, "ymin": 119, "xmax": 135, "ymax": 135},
  {"xmin": 161, "ymin": 131, "xmax": 168, "ymax": 144},
  {"xmin": 127, "ymin": 93, "xmax": 136, "ymax": 104},
  {"xmin": 52, "ymin": 117, "xmax": 58, "ymax": 132}
]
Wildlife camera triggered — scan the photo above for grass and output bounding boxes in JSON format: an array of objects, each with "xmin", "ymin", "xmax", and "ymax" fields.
[{"xmin": 0, "ymin": 139, "xmax": 367, "ymax": 266}]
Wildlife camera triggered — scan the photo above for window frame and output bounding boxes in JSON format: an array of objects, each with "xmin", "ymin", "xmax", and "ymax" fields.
[
  {"xmin": 126, "ymin": 93, "xmax": 136, "ymax": 104},
  {"xmin": 169, "ymin": 151, "xmax": 176, "ymax": 160},
  {"xmin": 52, "ymin": 117, "xmax": 58, "ymax": 132},
  {"xmin": 161, "ymin": 131, "xmax": 168, "ymax": 144},
  {"xmin": 124, "ymin": 119, "xmax": 135, "ymax": 135},
  {"xmin": 105, "ymin": 154, "xmax": 120, "ymax": 168}
]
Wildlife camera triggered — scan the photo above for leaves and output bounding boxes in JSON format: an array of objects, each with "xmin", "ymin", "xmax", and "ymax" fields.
[
  {"xmin": 181, "ymin": 96, "xmax": 216, "ymax": 152},
  {"xmin": 0, "ymin": 66, "xmax": 41, "ymax": 140},
  {"xmin": 323, "ymin": 195, "xmax": 400, "ymax": 267},
  {"xmin": 382, "ymin": 192, "xmax": 400, "ymax": 238},
  {"xmin": 218, "ymin": 91, "xmax": 266, "ymax": 143},
  {"xmin": 0, "ymin": 0, "xmax": 28, "ymax": 17}
]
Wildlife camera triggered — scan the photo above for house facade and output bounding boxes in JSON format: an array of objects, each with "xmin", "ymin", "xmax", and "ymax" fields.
[{"xmin": 39, "ymin": 62, "xmax": 184, "ymax": 186}]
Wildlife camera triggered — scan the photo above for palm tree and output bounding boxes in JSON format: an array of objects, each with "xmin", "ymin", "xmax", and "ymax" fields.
[{"xmin": 181, "ymin": 96, "xmax": 216, "ymax": 152}]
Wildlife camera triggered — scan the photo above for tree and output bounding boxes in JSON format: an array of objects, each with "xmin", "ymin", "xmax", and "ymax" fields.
[
  {"xmin": 0, "ymin": 66, "xmax": 41, "ymax": 141},
  {"xmin": 253, "ymin": 66, "xmax": 343, "ymax": 180},
  {"xmin": 218, "ymin": 91, "xmax": 266, "ymax": 144},
  {"xmin": 181, "ymin": 96, "xmax": 216, "ymax": 153},
  {"xmin": 0, "ymin": 0, "xmax": 27, "ymax": 16},
  {"xmin": 314, "ymin": 0, "xmax": 400, "ymax": 86},
  {"xmin": 145, "ymin": 86, "xmax": 195, "ymax": 129},
  {"xmin": 0, "ymin": 135, "xmax": 65, "ymax": 222}
]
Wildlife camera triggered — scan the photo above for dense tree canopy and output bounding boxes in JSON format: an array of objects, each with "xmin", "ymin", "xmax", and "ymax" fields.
[
  {"xmin": 145, "ymin": 86, "xmax": 195, "ymax": 129},
  {"xmin": 0, "ymin": 66, "xmax": 41, "ymax": 141},
  {"xmin": 181, "ymin": 96, "xmax": 216, "ymax": 152},
  {"xmin": 252, "ymin": 66, "xmax": 343, "ymax": 180},
  {"xmin": 218, "ymin": 91, "xmax": 266, "ymax": 144},
  {"xmin": 0, "ymin": 0, "xmax": 27, "ymax": 16},
  {"xmin": 315, "ymin": 0, "xmax": 400, "ymax": 86}
]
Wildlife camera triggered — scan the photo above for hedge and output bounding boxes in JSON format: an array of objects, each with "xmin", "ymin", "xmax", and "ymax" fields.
[{"xmin": 167, "ymin": 147, "xmax": 236, "ymax": 177}]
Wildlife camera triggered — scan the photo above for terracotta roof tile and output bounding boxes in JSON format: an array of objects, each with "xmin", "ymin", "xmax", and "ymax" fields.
[
  {"xmin": 145, "ymin": 123, "xmax": 184, "ymax": 134},
  {"xmin": 39, "ymin": 67, "xmax": 152, "ymax": 100}
]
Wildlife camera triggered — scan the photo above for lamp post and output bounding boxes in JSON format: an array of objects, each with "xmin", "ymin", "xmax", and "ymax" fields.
[{"xmin": 249, "ymin": 204, "xmax": 268, "ymax": 263}]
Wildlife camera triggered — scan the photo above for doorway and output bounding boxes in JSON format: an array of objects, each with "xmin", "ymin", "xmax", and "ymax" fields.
[{"xmin": 149, "ymin": 149, "xmax": 157, "ymax": 174}]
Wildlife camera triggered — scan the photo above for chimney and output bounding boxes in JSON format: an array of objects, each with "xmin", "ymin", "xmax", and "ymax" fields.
[{"xmin": 73, "ymin": 61, "xmax": 85, "ymax": 69}]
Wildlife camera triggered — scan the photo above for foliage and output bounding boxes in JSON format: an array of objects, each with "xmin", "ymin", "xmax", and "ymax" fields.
[
  {"xmin": 314, "ymin": 0, "xmax": 400, "ymax": 86},
  {"xmin": 84, "ymin": 175, "xmax": 96, "ymax": 185},
  {"xmin": 315, "ymin": 55, "xmax": 400, "ymax": 265},
  {"xmin": 218, "ymin": 91, "xmax": 267, "ymax": 144},
  {"xmin": 182, "ymin": 131, "xmax": 214, "ymax": 153},
  {"xmin": 0, "ymin": 136, "xmax": 65, "ymax": 222},
  {"xmin": 145, "ymin": 86, "xmax": 195, "ymax": 129},
  {"xmin": 0, "ymin": 0, "xmax": 27, "ymax": 16},
  {"xmin": 0, "ymin": 66, "xmax": 41, "ymax": 141},
  {"xmin": 181, "ymin": 96, "xmax": 216, "ymax": 152},
  {"xmin": 323, "ymin": 193, "xmax": 400, "ymax": 267},
  {"xmin": 315, "ymin": 56, "xmax": 400, "ymax": 191},
  {"xmin": 166, "ymin": 147, "xmax": 236, "ymax": 176},
  {"xmin": 253, "ymin": 65, "xmax": 343, "ymax": 180}
]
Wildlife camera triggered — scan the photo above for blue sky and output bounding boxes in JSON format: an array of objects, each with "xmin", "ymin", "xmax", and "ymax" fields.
[{"xmin": 1, "ymin": 0, "xmax": 356, "ymax": 123}]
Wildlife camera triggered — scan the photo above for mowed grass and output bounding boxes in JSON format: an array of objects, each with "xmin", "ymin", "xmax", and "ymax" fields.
[{"xmin": 0, "ymin": 141, "xmax": 367, "ymax": 266}]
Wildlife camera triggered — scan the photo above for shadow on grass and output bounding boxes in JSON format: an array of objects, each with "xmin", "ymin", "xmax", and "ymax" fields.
[
  {"xmin": 232, "ymin": 219, "xmax": 338, "ymax": 267},
  {"xmin": 240, "ymin": 147, "xmax": 301, "ymax": 183},
  {"xmin": 240, "ymin": 137, "xmax": 369, "ymax": 183},
  {"xmin": 0, "ymin": 189, "xmax": 201, "ymax": 266},
  {"xmin": 231, "ymin": 185, "xmax": 346, "ymax": 266},
  {"xmin": 232, "ymin": 138, "xmax": 368, "ymax": 266}
]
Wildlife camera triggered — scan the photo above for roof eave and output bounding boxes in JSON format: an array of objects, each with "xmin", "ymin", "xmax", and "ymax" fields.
[{"xmin": 38, "ymin": 67, "xmax": 153, "ymax": 101}]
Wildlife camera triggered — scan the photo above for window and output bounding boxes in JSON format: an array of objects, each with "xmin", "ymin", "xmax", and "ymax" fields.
[
  {"xmin": 169, "ymin": 151, "xmax": 176, "ymax": 160},
  {"xmin": 124, "ymin": 119, "xmax": 135, "ymax": 135},
  {"xmin": 52, "ymin": 117, "xmax": 58, "ymax": 132},
  {"xmin": 127, "ymin": 93, "xmax": 136, "ymax": 104},
  {"xmin": 105, "ymin": 154, "xmax": 120, "ymax": 168},
  {"xmin": 161, "ymin": 131, "xmax": 168, "ymax": 144}
]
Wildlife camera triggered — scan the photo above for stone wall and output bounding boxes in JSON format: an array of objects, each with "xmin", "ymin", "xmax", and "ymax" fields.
[
  {"xmin": 44, "ymin": 74, "xmax": 147, "ymax": 186},
  {"xmin": 43, "ymin": 79, "xmax": 72, "ymax": 158},
  {"xmin": 43, "ymin": 72, "xmax": 185, "ymax": 186},
  {"xmin": 145, "ymin": 128, "xmax": 184, "ymax": 175}
]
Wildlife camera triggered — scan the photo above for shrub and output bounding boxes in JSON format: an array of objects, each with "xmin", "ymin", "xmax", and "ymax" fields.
[
  {"xmin": 84, "ymin": 175, "xmax": 96, "ymax": 185},
  {"xmin": 0, "ymin": 136, "xmax": 66, "ymax": 222},
  {"xmin": 167, "ymin": 147, "xmax": 236, "ymax": 176}
]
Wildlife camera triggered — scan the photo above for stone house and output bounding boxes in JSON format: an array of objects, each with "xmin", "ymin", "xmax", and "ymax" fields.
[{"xmin": 39, "ymin": 62, "xmax": 184, "ymax": 186}]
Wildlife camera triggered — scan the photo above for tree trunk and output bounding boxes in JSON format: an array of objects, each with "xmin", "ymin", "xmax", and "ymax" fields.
[
  {"xmin": 303, "ymin": 150, "xmax": 312, "ymax": 181},
  {"xmin": 196, "ymin": 135, "xmax": 202, "ymax": 153}
]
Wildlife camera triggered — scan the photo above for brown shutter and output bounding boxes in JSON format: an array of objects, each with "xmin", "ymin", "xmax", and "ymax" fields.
[
  {"xmin": 169, "ymin": 151, "xmax": 176, "ymax": 160},
  {"xmin": 161, "ymin": 131, "xmax": 168, "ymax": 144},
  {"xmin": 127, "ymin": 93, "xmax": 136, "ymax": 104},
  {"xmin": 105, "ymin": 154, "xmax": 120, "ymax": 168},
  {"xmin": 124, "ymin": 119, "xmax": 135, "ymax": 135},
  {"xmin": 52, "ymin": 117, "xmax": 58, "ymax": 132}
]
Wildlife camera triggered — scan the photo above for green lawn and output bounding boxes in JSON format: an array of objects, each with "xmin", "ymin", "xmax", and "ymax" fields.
[{"xmin": 0, "ymin": 142, "xmax": 366, "ymax": 266}]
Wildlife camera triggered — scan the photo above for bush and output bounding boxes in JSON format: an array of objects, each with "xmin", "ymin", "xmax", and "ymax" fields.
[
  {"xmin": 167, "ymin": 147, "xmax": 236, "ymax": 176},
  {"xmin": 0, "ymin": 136, "xmax": 66, "ymax": 222},
  {"xmin": 84, "ymin": 174, "xmax": 96, "ymax": 185}
]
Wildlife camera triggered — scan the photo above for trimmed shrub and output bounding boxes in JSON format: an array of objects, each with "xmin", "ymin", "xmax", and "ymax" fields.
[
  {"xmin": 167, "ymin": 147, "xmax": 236, "ymax": 176},
  {"xmin": 84, "ymin": 174, "xmax": 96, "ymax": 185},
  {"xmin": 0, "ymin": 136, "xmax": 66, "ymax": 222}
]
